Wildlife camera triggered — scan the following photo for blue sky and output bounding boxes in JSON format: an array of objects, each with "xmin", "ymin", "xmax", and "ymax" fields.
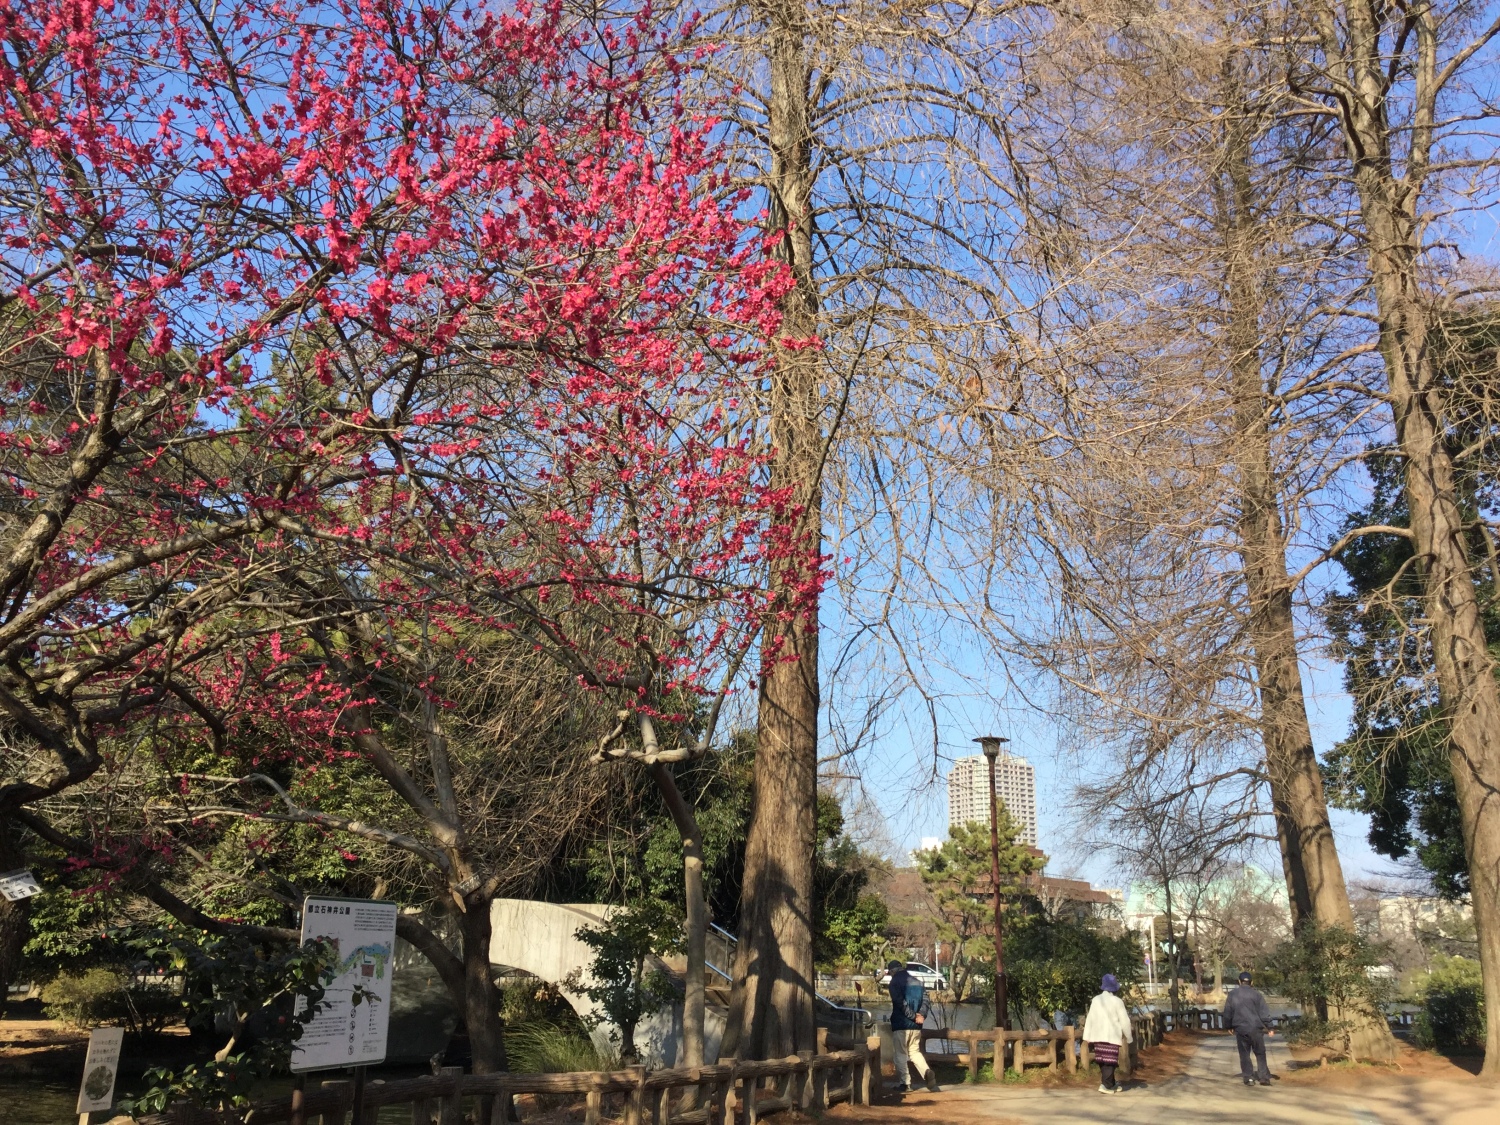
[{"xmin": 846, "ymin": 638, "xmax": 1395, "ymax": 892}]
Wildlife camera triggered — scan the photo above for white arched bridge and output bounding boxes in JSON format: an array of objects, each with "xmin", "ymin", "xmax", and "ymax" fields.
[{"xmin": 486, "ymin": 899, "xmax": 871, "ymax": 1068}]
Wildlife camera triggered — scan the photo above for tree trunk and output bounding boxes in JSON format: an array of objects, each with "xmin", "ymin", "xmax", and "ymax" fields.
[
  {"xmin": 724, "ymin": 0, "xmax": 822, "ymax": 1062},
  {"xmin": 1162, "ymin": 885, "xmax": 1181, "ymax": 1023},
  {"xmin": 1309, "ymin": 1, "xmax": 1500, "ymax": 1077},
  {"xmin": 459, "ymin": 895, "xmax": 505, "ymax": 1073},
  {"xmin": 0, "ymin": 817, "xmax": 27, "ymax": 1016},
  {"xmin": 621, "ymin": 954, "xmax": 645, "ymax": 1065},
  {"xmin": 1191, "ymin": 915, "xmax": 1204, "ymax": 997},
  {"xmin": 1363, "ymin": 220, "xmax": 1500, "ymax": 1080},
  {"xmin": 1220, "ymin": 115, "xmax": 1395, "ymax": 1059},
  {"xmin": 649, "ymin": 761, "xmax": 706, "ymax": 1069}
]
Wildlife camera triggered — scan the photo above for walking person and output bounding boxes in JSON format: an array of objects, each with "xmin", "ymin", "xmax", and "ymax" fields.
[
  {"xmin": 886, "ymin": 961, "xmax": 940, "ymax": 1093},
  {"xmin": 1222, "ymin": 971, "xmax": 1275, "ymax": 1086},
  {"xmin": 1082, "ymin": 973, "xmax": 1133, "ymax": 1094}
]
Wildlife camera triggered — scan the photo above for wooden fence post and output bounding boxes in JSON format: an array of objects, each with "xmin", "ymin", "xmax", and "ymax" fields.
[
  {"xmin": 718, "ymin": 1057, "xmax": 737, "ymax": 1125},
  {"xmin": 435, "ymin": 1067, "xmax": 463, "ymax": 1125},
  {"xmin": 864, "ymin": 1036, "xmax": 881, "ymax": 1105},
  {"xmin": 810, "ymin": 1057, "xmax": 828, "ymax": 1113},
  {"xmin": 321, "ymin": 1079, "xmax": 352, "ymax": 1125},
  {"xmin": 793, "ymin": 1052, "xmax": 812, "ymax": 1112},
  {"xmin": 625, "ymin": 1065, "xmax": 646, "ymax": 1125}
]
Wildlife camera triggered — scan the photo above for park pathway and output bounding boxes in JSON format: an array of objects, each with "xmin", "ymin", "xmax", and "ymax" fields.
[{"xmin": 920, "ymin": 1034, "xmax": 1496, "ymax": 1124}]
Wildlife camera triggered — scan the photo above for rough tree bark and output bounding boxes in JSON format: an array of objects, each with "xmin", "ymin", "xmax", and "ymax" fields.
[
  {"xmin": 457, "ymin": 893, "xmax": 506, "ymax": 1073},
  {"xmin": 1356, "ymin": 184, "xmax": 1500, "ymax": 1078},
  {"xmin": 723, "ymin": 0, "xmax": 822, "ymax": 1061},
  {"xmin": 1221, "ymin": 112, "xmax": 1398, "ymax": 1059},
  {"xmin": 1303, "ymin": 0, "xmax": 1500, "ymax": 1075}
]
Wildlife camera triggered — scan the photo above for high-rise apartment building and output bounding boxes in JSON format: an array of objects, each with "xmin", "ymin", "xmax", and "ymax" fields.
[{"xmin": 948, "ymin": 754, "xmax": 1038, "ymax": 846}]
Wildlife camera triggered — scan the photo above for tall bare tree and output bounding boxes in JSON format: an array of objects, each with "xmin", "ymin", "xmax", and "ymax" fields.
[
  {"xmin": 669, "ymin": 0, "xmax": 1038, "ymax": 1058},
  {"xmin": 912, "ymin": 1, "xmax": 1405, "ymax": 1054},
  {"xmin": 1280, "ymin": 0, "xmax": 1500, "ymax": 1073}
]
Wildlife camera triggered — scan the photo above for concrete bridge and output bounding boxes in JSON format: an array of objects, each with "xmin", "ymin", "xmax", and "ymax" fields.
[{"xmin": 488, "ymin": 898, "xmax": 728, "ymax": 1068}]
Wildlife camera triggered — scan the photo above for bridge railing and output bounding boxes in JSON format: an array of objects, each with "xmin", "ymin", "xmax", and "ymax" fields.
[{"xmin": 135, "ymin": 1035, "xmax": 880, "ymax": 1125}]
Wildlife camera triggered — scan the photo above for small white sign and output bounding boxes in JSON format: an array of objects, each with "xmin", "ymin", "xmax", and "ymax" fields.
[
  {"xmin": 0, "ymin": 868, "xmax": 42, "ymax": 901},
  {"xmin": 76, "ymin": 1026, "xmax": 125, "ymax": 1113},
  {"xmin": 291, "ymin": 897, "xmax": 398, "ymax": 1072}
]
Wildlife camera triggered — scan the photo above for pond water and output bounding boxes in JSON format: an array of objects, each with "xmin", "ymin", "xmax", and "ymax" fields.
[{"xmin": 0, "ymin": 1075, "xmax": 80, "ymax": 1125}]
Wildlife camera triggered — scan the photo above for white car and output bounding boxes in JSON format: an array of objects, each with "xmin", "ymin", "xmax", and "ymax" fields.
[{"xmin": 877, "ymin": 962, "xmax": 947, "ymax": 991}]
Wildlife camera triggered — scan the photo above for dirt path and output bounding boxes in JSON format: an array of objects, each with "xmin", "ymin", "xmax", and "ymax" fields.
[{"xmin": 809, "ymin": 1032, "xmax": 1493, "ymax": 1125}]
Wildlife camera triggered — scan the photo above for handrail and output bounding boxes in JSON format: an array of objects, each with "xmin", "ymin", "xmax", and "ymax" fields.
[
  {"xmin": 708, "ymin": 922, "xmax": 738, "ymax": 943},
  {"xmin": 703, "ymin": 923, "xmax": 868, "ymax": 1028}
]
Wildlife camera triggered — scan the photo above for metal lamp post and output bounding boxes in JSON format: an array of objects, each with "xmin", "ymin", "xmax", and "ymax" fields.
[{"xmin": 975, "ymin": 735, "xmax": 1011, "ymax": 1030}]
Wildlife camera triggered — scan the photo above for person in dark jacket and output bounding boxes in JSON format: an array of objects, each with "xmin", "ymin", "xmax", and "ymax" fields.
[
  {"xmin": 886, "ymin": 961, "xmax": 939, "ymax": 1092},
  {"xmin": 1222, "ymin": 971, "xmax": 1275, "ymax": 1085}
]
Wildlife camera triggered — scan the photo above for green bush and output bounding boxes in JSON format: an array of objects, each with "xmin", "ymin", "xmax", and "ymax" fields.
[
  {"xmin": 1269, "ymin": 924, "xmax": 1390, "ymax": 1055},
  {"xmin": 500, "ymin": 977, "xmax": 579, "ymax": 1027},
  {"xmin": 42, "ymin": 967, "xmax": 180, "ymax": 1034},
  {"xmin": 1003, "ymin": 911, "xmax": 1142, "ymax": 1027},
  {"xmin": 1411, "ymin": 956, "xmax": 1485, "ymax": 1054},
  {"xmin": 1282, "ymin": 1016, "xmax": 1340, "ymax": 1048},
  {"xmin": 506, "ymin": 1022, "xmax": 616, "ymax": 1073},
  {"xmin": 42, "ymin": 967, "xmax": 130, "ymax": 1028}
]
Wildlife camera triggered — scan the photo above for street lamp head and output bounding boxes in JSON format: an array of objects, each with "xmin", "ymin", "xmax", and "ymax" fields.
[{"xmin": 974, "ymin": 735, "xmax": 1009, "ymax": 760}]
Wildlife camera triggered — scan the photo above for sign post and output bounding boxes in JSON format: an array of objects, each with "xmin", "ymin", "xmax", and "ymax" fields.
[
  {"xmin": 292, "ymin": 895, "xmax": 398, "ymax": 1125},
  {"xmin": 76, "ymin": 1026, "xmax": 125, "ymax": 1124}
]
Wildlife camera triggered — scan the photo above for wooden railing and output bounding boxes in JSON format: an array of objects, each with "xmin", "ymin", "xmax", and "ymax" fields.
[
  {"xmin": 1157, "ymin": 1007, "xmax": 1291, "ymax": 1033},
  {"xmin": 917, "ymin": 1011, "xmax": 1170, "ymax": 1084},
  {"xmin": 136, "ymin": 1035, "xmax": 880, "ymax": 1125}
]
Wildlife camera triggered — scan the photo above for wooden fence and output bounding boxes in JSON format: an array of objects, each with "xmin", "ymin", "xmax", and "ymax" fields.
[
  {"xmin": 136, "ymin": 1034, "xmax": 879, "ymax": 1125},
  {"xmin": 916, "ymin": 1011, "xmax": 1169, "ymax": 1084},
  {"xmin": 1158, "ymin": 1007, "xmax": 1292, "ymax": 1033},
  {"xmin": 1158, "ymin": 1004, "xmax": 1415, "ymax": 1035}
]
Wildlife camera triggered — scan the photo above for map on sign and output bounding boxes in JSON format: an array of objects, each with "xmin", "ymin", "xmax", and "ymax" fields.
[
  {"xmin": 0, "ymin": 868, "xmax": 42, "ymax": 901},
  {"xmin": 76, "ymin": 1026, "xmax": 124, "ymax": 1113},
  {"xmin": 291, "ymin": 897, "xmax": 399, "ymax": 1072}
]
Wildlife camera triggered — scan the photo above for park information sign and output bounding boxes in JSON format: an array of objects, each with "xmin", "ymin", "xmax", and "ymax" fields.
[
  {"xmin": 76, "ymin": 1026, "xmax": 124, "ymax": 1115},
  {"xmin": 291, "ymin": 896, "xmax": 399, "ymax": 1073},
  {"xmin": 0, "ymin": 868, "xmax": 42, "ymax": 900}
]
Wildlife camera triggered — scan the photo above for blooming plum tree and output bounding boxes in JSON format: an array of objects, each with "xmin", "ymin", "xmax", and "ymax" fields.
[{"xmin": 0, "ymin": 0, "xmax": 816, "ymax": 1073}]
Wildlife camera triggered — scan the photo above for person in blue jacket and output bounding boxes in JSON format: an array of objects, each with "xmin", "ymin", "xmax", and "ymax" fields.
[{"xmin": 887, "ymin": 961, "xmax": 939, "ymax": 1092}]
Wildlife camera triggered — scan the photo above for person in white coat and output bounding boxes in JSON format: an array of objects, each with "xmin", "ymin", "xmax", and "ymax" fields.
[{"xmin": 1082, "ymin": 974, "xmax": 1133, "ymax": 1094}]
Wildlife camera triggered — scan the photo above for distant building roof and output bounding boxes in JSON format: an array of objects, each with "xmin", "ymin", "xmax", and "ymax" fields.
[{"xmin": 870, "ymin": 864, "xmax": 1118, "ymax": 915}]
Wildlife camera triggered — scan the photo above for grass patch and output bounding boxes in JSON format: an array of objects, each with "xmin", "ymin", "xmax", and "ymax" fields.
[{"xmin": 505, "ymin": 1022, "xmax": 616, "ymax": 1074}]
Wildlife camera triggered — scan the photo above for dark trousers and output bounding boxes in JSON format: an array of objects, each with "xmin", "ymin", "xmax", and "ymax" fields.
[
  {"xmin": 1235, "ymin": 1029, "xmax": 1270, "ymax": 1081},
  {"xmin": 1099, "ymin": 1062, "xmax": 1117, "ymax": 1088}
]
